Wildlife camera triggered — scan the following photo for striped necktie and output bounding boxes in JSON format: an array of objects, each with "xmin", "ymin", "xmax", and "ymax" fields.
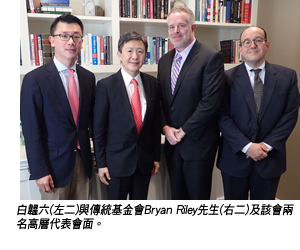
[{"xmin": 171, "ymin": 53, "xmax": 182, "ymax": 95}]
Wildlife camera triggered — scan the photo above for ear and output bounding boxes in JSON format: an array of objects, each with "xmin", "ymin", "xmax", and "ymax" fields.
[
  {"xmin": 49, "ymin": 36, "xmax": 55, "ymax": 48},
  {"xmin": 117, "ymin": 51, "xmax": 122, "ymax": 62},
  {"xmin": 191, "ymin": 24, "xmax": 197, "ymax": 32}
]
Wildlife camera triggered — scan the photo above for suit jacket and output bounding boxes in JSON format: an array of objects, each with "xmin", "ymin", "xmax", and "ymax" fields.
[
  {"xmin": 157, "ymin": 40, "xmax": 225, "ymax": 161},
  {"xmin": 93, "ymin": 70, "xmax": 161, "ymax": 177},
  {"xmin": 217, "ymin": 61, "xmax": 300, "ymax": 179},
  {"xmin": 20, "ymin": 60, "xmax": 95, "ymax": 187}
]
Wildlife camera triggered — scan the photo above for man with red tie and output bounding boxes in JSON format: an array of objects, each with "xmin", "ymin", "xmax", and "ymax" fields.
[
  {"xmin": 93, "ymin": 31, "xmax": 161, "ymax": 200},
  {"xmin": 20, "ymin": 14, "xmax": 95, "ymax": 200}
]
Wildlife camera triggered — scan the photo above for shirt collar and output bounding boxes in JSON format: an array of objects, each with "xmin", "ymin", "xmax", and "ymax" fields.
[
  {"xmin": 121, "ymin": 68, "xmax": 142, "ymax": 86},
  {"xmin": 175, "ymin": 38, "xmax": 196, "ymax": 58},
  {"xmin": 53, "ymin": 57, "xmax": 77, "ymax": 72},
  {"xmin": 244, "ymin": 61, "xmax": 265, "ymax": 73}
]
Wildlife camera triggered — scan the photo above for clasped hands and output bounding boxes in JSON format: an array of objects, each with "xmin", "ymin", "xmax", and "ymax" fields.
[
  {"xmin": 163, "ymin": 125, "xmax": 186, "ymax": 145},
  {"xmin": 245, "ymin": 142, "xmax": 270, "ymax": 161}
]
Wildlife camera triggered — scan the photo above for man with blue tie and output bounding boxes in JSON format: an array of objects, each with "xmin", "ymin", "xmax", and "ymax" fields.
[
  {"xmin": 217, "ymin": 27, "xmax": 300, "ymax": 199},
  {"xmin": 20, "ymin": 14, "xmax": 95, "ymax": 200}
]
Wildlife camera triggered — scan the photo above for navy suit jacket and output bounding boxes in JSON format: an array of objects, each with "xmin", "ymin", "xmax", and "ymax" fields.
[
  {"xmin": 158, "ymin": 40, "xmax": 225, "ymax": 161},
  {"xmin": 217, "ymin": 61, "xmax": 300, "ymax": 179},
  {"xmin": 93, "ymin": 70, "xmax": 161, "ymax": 177},
  {"xmin": 20, "ymin": 60, "xmax": 95, "ymax": 187}
]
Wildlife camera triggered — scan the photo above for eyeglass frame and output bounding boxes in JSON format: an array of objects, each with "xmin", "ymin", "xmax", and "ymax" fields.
[
  {"xmin": 52, "ymin": 33, "xmax": 83, "ymax": 42},
  {"xmin": 240, "ymin": 37, "xmax": 267, "ymax": 47}
]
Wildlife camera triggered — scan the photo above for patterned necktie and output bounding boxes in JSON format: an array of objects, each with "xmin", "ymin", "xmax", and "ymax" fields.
[
  {"xmin": 171, "ymin": 53, "xmax": 182, "ymax": 95},
  {"xmin": 67, "ymin": 69, "xmax": 80, "ymax": 149},
  {"xmin": 131, "ymin": 79, "xmax": 143, "ymax": 133},
  {"xmin": 251, "ymin": 69, "xmax": 264, "ymax": 117}
]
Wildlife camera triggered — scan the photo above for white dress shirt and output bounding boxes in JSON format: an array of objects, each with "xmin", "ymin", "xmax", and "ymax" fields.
[
  {"xmin": 120, "ymin": 68, "xmax": 147, "ymax": 121},
  {"xmin": 53, "ymin": 57, "xmax": 80, "ymax": 98},
  {"xmin": 241, "ymin": 61, "xmax": 272, "ymax": 153}
]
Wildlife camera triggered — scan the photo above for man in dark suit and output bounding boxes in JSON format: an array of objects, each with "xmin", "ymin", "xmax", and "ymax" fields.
[
  {"xmin": 93, "ymin": 31, "xmax": 161, "ymax": 200},
  {"xmin": 217, "ymin": 26, "xmax": 300, "ymax": 200},
  {"xmin": 20, "ymin": 14, "xmax": 95, "ymax": 200},
  {"xmin": 157, "ymin": 6, "xmax": 225, "ymax": 200}
]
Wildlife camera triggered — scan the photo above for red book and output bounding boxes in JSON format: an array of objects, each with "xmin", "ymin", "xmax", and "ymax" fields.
[
  {"xmin": 100, "ymin": 37, "xmax": 105, "ymax": 65},
  {"xmin": 149, "ymin": 0, "xmax": 153, "ymax": 19},
  {"xmin": 244, "ymin": 0, "xmax": 250, "ymax": 23},
  {"xmin": 33, "ymin": 34, "xmax": 40, "ymax": 66}
]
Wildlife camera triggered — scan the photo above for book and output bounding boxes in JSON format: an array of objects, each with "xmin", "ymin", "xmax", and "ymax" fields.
[
  {"xmin": 33, "ymin": 34, "xmax": 40, "ymax": 66},
  {"xmin": 40, "ymin": 0, "xmax": 69, "ymax": 6},
  {"xmin": 160, "ymin": 0, "xmax": 250, "ymax": 24},
  {"xmin": 92, "ymin": 36, "xmax": 98, "ymax": 65},
  {"xmin": 41, "ymin": 6, "xmax": 72, "ymax": 13}
]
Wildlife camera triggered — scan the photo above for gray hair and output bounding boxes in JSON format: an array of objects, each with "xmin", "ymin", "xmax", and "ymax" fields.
[{"xmin": 167, "ymin": 6, "xmax": 195, "ymax": 26}]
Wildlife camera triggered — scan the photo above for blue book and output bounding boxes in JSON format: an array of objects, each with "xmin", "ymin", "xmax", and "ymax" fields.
[
  {"xmin": 149, "ymin": 37, "xmax": 153, "ymax": 65},
  {"xmin": 40, "ymin": 0, "xmax": 70, "ymax": 5},
  {"xmin": 226, "ymin": 0, "xmax": 231, "ymax": 23},
  {"xmin": 92, "ymin": 36, "xmax": 98, "ymax": 65}
]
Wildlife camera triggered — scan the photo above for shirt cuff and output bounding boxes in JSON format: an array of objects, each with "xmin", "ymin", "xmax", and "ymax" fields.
[{"xmin": 241, "ymin": 142, "xmax": 252, "ymax": 154}]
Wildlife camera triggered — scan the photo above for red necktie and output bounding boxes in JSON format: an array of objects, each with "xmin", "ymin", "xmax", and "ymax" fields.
[
  {"xmin": 67, "ymin": 69, "xmax": 80, "ymax": 148},
  {"xmin": 131, "ymin": 79, "xmax": 143, "ymax": 133}
]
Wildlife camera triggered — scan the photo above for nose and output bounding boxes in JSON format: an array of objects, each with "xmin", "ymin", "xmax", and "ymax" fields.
[{"xmin": 250, "ymin": 39, "xmax": 257, "ymax": 48}]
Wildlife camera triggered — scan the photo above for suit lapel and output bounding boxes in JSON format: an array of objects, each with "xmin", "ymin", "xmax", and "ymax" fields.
[
  {"xmin": 76, "ymin": 65, "xmax": 86, "ymax": 125},
  {"xmin": 235, "ymin": 63, "xmax": 257, "ymax": 118},
  {"xmin": 258, "ymin": 61, "xmax": 277, "ymax": 120},
  {"xmin": 46, "ymin": 60, "xmax": 74, "ymax": 125},
  {"xmin": 172, "ymin": 41, "xmax": 200, "ymax": 101}
]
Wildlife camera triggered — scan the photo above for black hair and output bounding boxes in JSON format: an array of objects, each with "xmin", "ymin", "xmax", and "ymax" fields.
[
  {"xmin": 118, "ymin": 31, "xmax": 148, "ymax": 53},
  {"xmin": 50, "ymin": 14, "xmax": 84, "ymax": 36}
]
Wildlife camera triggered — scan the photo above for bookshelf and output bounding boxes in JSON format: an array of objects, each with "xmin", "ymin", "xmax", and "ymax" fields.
[{"xmin": 20, "ymin": 0, "xmax": 259, "ymax": 77}]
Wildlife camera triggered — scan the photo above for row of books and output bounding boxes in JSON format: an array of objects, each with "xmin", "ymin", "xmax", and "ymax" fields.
[
  {"xmin": 220, "ymin": 39, "xmax": 241, "ymax": 64},
  {"xmin": 79, "ymin": 34, "xmax": 113, "ymax": 66},
  {"xmin": 143, "ymin": 37, "xmax": 174, "ymax": 65},
  {"xmin": 26, "ymin": 0, "xmax": 72, "ymax": 14},
  {"xmin": 195, "ymin": 0, "xmax": 252, "ymax": 23},
  {"xmin": 119, "ymin": 0, "xmax": 176, "ymax": 19},
  {"xmin": 28, "ymin": 33, "xmax": 113, "ymax": 66}
]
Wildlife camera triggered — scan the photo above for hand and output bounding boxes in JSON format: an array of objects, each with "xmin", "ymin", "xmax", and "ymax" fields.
[
  {"xmin": 162, "ymin": 125, "xmax": 181, "ymax": 145},
  {"xmin": 36, "ymin": 175, "xmax": 54, "ymax": 193},
  {"xmin": 175, "ymin": 127, "xmax": 186, "ymax": 140},
  {"xmin": 98, "ymin": 167, "xmax": 111, "ymax": 185},
  {"xmin": 151, "ymin": 161, "xmax": 160, "ymax": 176},
  {"xmin": 246, "ymin": 142, "xmax": 269, "ymax": 161}
]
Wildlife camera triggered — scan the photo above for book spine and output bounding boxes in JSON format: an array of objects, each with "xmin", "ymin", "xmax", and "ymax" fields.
[
  {"xmin": 37, "ymin": 34, "xmax": 44, "ymax": 65},
  {"xmin": 33, "ymin": 34, "xmax": 40, "ymax": 66},
  {"xmin": 97, "ymin": 36, "xmax": 100, "ymax": 65},
  {"xmin": 29, "ymin": 0, "xmax": 36, "ymax": 13},
  {"xmin": 100, "ymin": 37, "xmax": 105, "ymax": 65},
  {"xmin": 149, "ymin": 37, "xmax": 153, "ymax": 64},
  {"xmin": 92, "ymin": 36, "xmax": 98, "ymax": 65}
]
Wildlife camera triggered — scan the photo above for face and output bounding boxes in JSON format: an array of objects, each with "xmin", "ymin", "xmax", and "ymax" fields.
[
  {"xmin": 49, "ymin": 21, "xmax": 83, "ymax": 67},
  {"xmin": 117, "ymin": 40, "xmax": 146, "ymax": 77},
  {"xmin": 239, "ymin": 27, "xmax": 269, "ymax": 69},
  {"xmin": 168, "ymin": 11, "xmax": 196, "ymax": 52}
]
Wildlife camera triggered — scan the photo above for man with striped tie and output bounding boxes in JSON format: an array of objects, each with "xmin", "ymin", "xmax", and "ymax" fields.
[{"xmin": 158, "ymin": 6, "xmax": 225, "ymax": 200}]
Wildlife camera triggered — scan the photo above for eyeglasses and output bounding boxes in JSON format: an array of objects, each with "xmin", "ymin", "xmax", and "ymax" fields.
[
  {"xmin": 240, "ymin": 37, "xmax": 266, "ymax": 47},
  {"xmin": 53, "ymin": 34, "xmax": 83, "ymax": 42}
]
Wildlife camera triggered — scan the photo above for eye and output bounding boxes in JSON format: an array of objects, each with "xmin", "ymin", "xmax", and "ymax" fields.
[
  {"xmin": 169, "ymin": 26, "xmax": 174, "ymax": 30},
  {"xmin": 61, "ymin": 34, "xmax": 69, "ymax": 39}
]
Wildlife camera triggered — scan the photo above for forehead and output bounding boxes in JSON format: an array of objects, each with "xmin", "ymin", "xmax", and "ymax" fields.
[
  {"xmin": 168, "ymin": 11, "xmax": 188, "ymax": 24},
  {"xmin": 241, "ymin": 27, "xmax": 264, "ymax": 40},
  {"xmin": 122, "ymin": 40, "xmax": 145, "ymax": 50},
  {"xmin": 55, "ymin": 21, "xmax": 82, "ymax": 34}
]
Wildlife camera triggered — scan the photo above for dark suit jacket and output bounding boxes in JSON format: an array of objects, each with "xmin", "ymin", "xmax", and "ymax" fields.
[
  {"xmin": 217, "ymin": 61, "xmax": 300, "ymax": 179},
  {"xmin": 157, "ymin": 40, "xmax": 225, "ymax": 161},
  {"xmin": 20, "ymin": 60, "xmax": 95, "ymax": 187},
  {"xmin": 93, "ymin": 70, "xmax": 161, "ymax": 177}
]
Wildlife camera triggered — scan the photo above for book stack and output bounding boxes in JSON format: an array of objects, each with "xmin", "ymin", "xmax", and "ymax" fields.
[
  {"xmin": 29, "ymin": 33, "xmax": 54, "ymax": 66},
  {"xmin": 220, "ymin": 39, "xmax": 241, "ymax": 64},
  {"xmin": 195, "ymin": 0, "xmax": 252, "ymax": 24},
  {"xmin": 143, "ymin": 36, "xmax": 174, "ymax": 65},
  {"xmin": 119, "ymin": 0, "xmax": 171, "ymax": 19},
  {"xmin": 79, "ymin": 34, "xmax": 113, "ymax": 66},
  {"xmin": 26, "ymin": 0, "xmax": 72, "ymax": 14}
]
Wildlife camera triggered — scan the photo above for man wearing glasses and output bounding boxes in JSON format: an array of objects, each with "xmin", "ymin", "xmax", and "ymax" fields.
[
  {"xmin": 217, "ymin": 27, "xmax": 300, "ymax": 199},
  {"xmin": 20, "ymin": 14, "xmax": 95, "ymax": 199}
]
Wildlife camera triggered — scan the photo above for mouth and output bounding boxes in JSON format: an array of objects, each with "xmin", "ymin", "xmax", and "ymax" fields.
[{"xmin": 66, "ymin": 48, "xmax": 76, "ymax": 52}]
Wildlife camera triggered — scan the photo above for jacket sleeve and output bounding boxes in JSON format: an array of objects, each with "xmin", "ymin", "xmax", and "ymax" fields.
[
  {"xmin": 93, "ymin": 80, "xmax": 109, "ymax": 168},
  {"xmin": 20, "ymin": 73, "xmax": 51, "ymax": 180},
  {"xmin": 182, "ymin": 51, "xmax": 225, "ymax": 140}
]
